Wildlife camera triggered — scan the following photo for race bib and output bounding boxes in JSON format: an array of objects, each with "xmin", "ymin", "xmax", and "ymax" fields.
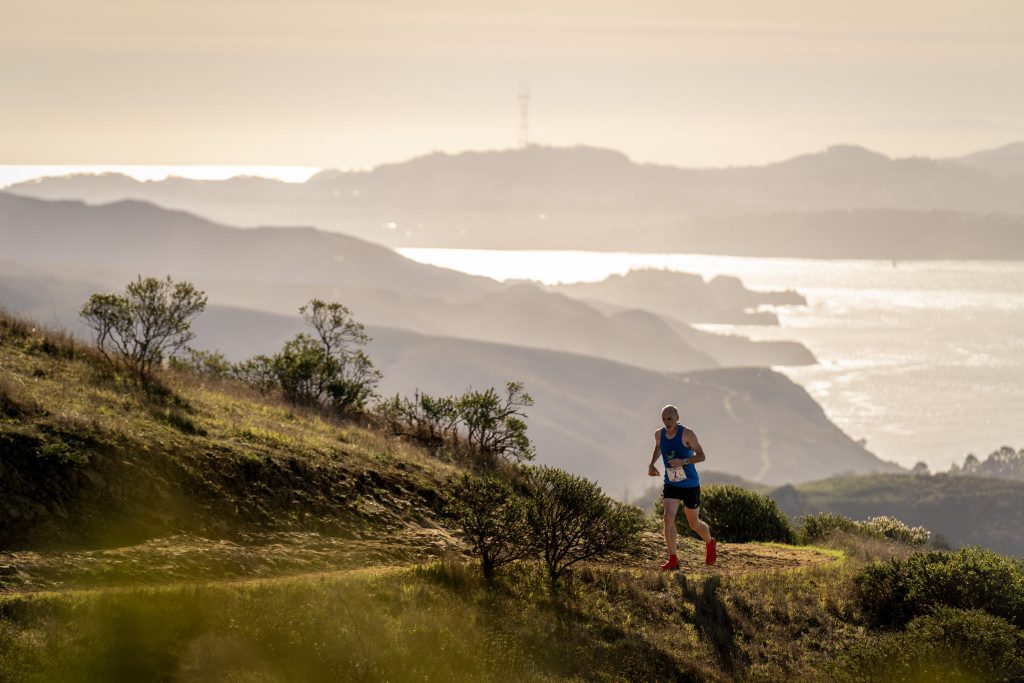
[{"xmin": 666, "ymin": 466, "xmax": 687, "ymax": 483}]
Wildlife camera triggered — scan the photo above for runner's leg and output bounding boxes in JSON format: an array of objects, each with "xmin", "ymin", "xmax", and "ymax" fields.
[
  {"xmin": 663, "ymin": 497, "xmax": 680, "ymax": 556},
  {"xmin": 684, "ymin": 506, "xmax": 712, "ymax": 543}
]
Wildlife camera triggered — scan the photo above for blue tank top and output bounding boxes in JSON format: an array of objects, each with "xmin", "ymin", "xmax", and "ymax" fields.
[{"xmin": 661, "ymin": 426, "xmax": 700, "ymax": 488}]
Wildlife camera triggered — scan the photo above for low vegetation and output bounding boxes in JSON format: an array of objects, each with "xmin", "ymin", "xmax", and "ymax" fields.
[
  {"xmin": 798, "ymin": 512, "xmax": 930, "ymax": 546},
  {"xmin": 854, "ymin": 546, "xmax": 1024, "ymax": 629},
  {"xmin": 379, "ymin": 382, "xmax": 536, "ymax": 466}
]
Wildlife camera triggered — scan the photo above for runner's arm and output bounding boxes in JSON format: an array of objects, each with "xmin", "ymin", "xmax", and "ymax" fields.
[
  {"xmin": 648, "ymin": 431, "xmax": 661, "ymax": 476},
  {"xmin": 681, "ymin": 428, "xmax": 706, "ymax": 466}
]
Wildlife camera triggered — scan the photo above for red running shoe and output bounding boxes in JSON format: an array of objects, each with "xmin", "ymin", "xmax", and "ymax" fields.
[
  {"xmin": 660, "ymin": 555, "xmax": 679, "ymax": 571},
  {"xmin": 705, "ymin": 539, "xmax": 717, "ymax": 565}
]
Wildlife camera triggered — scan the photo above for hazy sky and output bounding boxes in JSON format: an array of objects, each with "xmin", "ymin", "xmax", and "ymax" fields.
[{"xmin": 3, "ymin": 0, "xmax": 1023, "ymax": 168}]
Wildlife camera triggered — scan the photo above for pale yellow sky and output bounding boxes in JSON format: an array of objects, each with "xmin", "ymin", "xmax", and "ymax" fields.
[{"xmin": 3, "ymin": 0, "xmax": 1022, "ymax": 167}]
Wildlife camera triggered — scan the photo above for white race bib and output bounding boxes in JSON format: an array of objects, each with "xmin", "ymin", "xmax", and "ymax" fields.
[{"xmin": 666, "ymin": 466, "xmax": 687, "ymax": 483}]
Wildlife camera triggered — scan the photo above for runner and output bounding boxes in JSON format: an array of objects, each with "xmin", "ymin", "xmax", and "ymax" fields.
[{"xmin": 647, "ymin": 404, "xmax": 716, "ymax": 569}]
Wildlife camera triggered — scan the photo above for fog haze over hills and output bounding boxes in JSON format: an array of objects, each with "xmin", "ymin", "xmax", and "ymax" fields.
[{"xmin": 8, "ymin": 141, "xmax": 1024, "ymax": 256}]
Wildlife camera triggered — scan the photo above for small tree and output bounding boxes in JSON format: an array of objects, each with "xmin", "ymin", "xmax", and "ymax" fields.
[
  {"xmin": 459, "ymin": 382, "xmax": 535, "ymax": 464},
  {"xmin": 80, "ymin": 275, "xmax": 207, "ymax": 382},
  {"xmin": 524, "ymin": 465, "xmax": 647, "ymax": 589},
  {"xmin": 235, "ymin": 299, "xmax": 381, "ymax": 414},
  {"xmin": 449, "ymin": 473, "xmax": 533, "ymax": 585}
]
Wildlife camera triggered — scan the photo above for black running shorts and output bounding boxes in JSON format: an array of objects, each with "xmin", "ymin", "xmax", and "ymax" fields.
[{"xmin": 663, "ymin": 485, "xmax": 701, "ymax": 509}]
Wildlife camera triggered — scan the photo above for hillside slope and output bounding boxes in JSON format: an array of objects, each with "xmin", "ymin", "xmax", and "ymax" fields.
[
  {"xmin": 0, "ymin": 312, "xmax": 462, "ymax": 555},
  {"xmin": 772, "ymin": 473, "xmax": 1024, "ymax": 556}
]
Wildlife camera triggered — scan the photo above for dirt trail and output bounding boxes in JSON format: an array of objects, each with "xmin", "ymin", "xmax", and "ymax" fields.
[
  {"xmin": 1, "ymin": 530, "xmax": 840, "ymax": 597},
  {"xmin": 633, "ymin": 530, "xmax": 839, "ymax": 576}
]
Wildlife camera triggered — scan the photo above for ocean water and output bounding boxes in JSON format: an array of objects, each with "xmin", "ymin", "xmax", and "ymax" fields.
[{"xmin": 398, "ymin": 248, "xmax": 1024, "ymax": 472}]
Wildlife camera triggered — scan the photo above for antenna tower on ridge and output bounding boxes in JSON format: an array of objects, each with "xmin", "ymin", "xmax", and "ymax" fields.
[{"xmin": 518, "ymin": 82, "xmax": 530, "ymax": 148}]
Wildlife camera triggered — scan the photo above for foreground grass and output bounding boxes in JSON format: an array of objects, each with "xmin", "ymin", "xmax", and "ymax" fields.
[
  {"xmin": 0, "ymin": 559, "xmax": 726, "ymax": 682},
  {"xmin": 0, "ymin": 547, "xmax": 866, "ymax": 683}
]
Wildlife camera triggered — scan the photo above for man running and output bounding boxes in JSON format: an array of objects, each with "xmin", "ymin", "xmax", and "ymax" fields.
[{"xmin": 648, "ymin": 404, "xmax": 716, "ymax": 569}]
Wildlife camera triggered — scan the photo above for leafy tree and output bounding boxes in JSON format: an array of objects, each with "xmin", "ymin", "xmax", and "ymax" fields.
[
  {"xmin": 523, "ymin": 465, "xmax": 646, "ymax": 589},
  {"xmin": 448, "ymin": 473, "xmax": 532, "ymax": 585},
  {"xmin": 79, "ymin": 275, "xmax": 207, "ymax": 382},
  {"xmin": 459, "ymin": 382, "xmax": 535, "ymax": 464}
]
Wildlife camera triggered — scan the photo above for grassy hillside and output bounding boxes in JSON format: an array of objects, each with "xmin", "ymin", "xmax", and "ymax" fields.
[
  {"xmin": 772, "ymin": 473, "xmax": 1024, "ymax": 556},
  {"xmin": 4, "ymin": 311, "xmax": 1024, "ymax": 682},
  {"xmin": 0, "ymin": 310, "xmax": 461, "ymax": 556}
]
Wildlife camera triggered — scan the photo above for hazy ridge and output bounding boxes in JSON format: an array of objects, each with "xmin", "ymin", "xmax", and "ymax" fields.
[{"xmin": 7, "ymin": 142, "xmax": 1024, "ymax": 256}]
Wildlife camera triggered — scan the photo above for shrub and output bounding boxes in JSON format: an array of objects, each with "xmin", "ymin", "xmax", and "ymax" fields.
[
  {"xmin": 171, "ymin": 348, "xmax": 233, "ymax": 379},
  {"xmin": 79, "ymin": 275, "xmax": 207, "ymax": 382},
  {"xmin": 833, "ymin": 607, "xmax": 1024, "ymax": 682},
  {"xmin": 798, "ymin": 512, "xmax": 929, "ymax": 546},
  {"xmin": 697, "ymin": 484, "xmax": 795, "ymax": 543},
  {"xmin": 854, "ymin": 546, "xmax": 1024, "ymax": 629},
  {"xmin": 860, "ymin": 516, "xmax": 929, "ymax": 545},
  {"xmin": 234, "ymin": 300, "xmax": 381, "ymax": 414},
  {"xmin": 448, "ymin": 474, "xmax": 532, "ymax": 585},
  {"xmin": 231, "ymin": 355, "xmax": 278, "ymax": 394},
  {"xmin": 797, "ymin": 512, "xmax": 861, "ymax": 544},
  {"xmin": 378, "ymin": 390, "xmax": 460, "ymax": 448},
  {"xmin": 378, "ymin": 383, "xmax": 536, "ymax": 466},
  {"xmin": 458, "ymin": 382, "xmax": 535, "ymax": 464},
  {"xmin": 523, "ymin": 465, "xmax": 646, "ymax": 589}
]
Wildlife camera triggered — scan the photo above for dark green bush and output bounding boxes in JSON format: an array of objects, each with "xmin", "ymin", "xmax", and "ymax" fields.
[
  {"xmin": 833, "ymin": 607, "xmax": 1024, "ymax": 682},
  {"xmin": 855, "ymin": 546, "xmax": 1024, "ymax": 629},
  {"xmin": 524, "ymin": 465, "xmax": 646, "ymax": 589},
  {"xmin": 448, "ymin": 473, "xmax": 532, "ymax": 585},
  {"xmin": 696, "ymin": 484, "xmax": 795, "ymax": 543}
]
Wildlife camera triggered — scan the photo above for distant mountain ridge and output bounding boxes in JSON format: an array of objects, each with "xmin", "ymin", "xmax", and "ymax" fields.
[{"xmin": 7, "ymin": 142, "xmax": 1024, "ymax": 255}]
